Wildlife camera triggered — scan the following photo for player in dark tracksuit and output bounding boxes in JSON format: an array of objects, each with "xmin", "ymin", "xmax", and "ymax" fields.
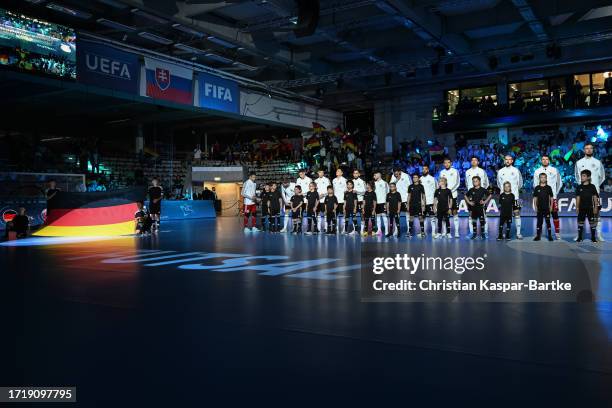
[
  {"xmin": 134, "ymin": 201, "xmax": 152, "ymax": 235},
  {"xmin": 532, "ymin": 173, "xmax": 554, "ymax": 241},
  {"xmin": 305, "ymin": 182, "xmax": 319, "ymax": 234},
  {"xmin": 575, "ymin": 169, "xmax": 600, "ymax": 243},
  {"xmin": 323, "ymin": 186, "xmax": 338, "ymax": 234},
  {"xmin": 498, "ymin": 182, "xmax": 515, "ymax": 240},
  {"xmin": 269, "ymin": 183, "xmax": 283, "ymax": 233},
  {"xmin": 361, "ymin": 182, "xmax": 377, "ymax": 236},
  {"xmin": 386, "ymin": 183, "xmax": 402, "ymax": 238},
  {"xmin": 465, "ymin": 175, "xmax": 492, "ymax": 240},
  {"xmin": 344, "ymin": 180, "xmax": 359, "ymax": 235}
]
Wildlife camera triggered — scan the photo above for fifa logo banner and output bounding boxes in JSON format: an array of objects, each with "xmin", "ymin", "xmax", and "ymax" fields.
[
  {"xmin": 456, "ymin": 192, "xmax": 611, "ymax": 217},
  {"xmin": 144, "ymin": 57, "xmax": 193, "ymax": 105},
  {"xmin": 197, "ymin": 72, "xmax": 240, "ymax": 114},
  {"xmin": 77, "ymin": 40, "xmax": 139, "ymax": 94}
]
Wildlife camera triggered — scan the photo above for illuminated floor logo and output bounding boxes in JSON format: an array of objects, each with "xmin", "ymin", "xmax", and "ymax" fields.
[{"xmin": 67, "ymin": 250, "xmax": 360, "ymax": 281}]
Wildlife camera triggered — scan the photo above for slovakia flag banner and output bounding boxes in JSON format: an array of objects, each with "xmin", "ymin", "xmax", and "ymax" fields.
[{"xmin": 144, "ymin": 57, "xmax": 193, "ymax": 105}]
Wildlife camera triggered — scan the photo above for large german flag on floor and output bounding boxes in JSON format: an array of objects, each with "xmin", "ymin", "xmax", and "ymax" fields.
[{"xmin": 34, "ymin": 187, "xmax": 146, "ymax": 237}]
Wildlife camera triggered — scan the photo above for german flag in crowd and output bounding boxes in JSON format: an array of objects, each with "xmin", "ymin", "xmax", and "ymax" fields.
[
  {"xmin": 312, "ymin": 122, "xmax": 326, "ymax": 133},
  {"xmin": 304, "ymin": 135, "xmax": 321, "ymax": 150},
  {"xmin": 342, "ymin": 134, "xmax": 357, "ymax": 152},
  {"xmin": 34, "ymin": 187, "xmax": 146, "ymax": 237}
]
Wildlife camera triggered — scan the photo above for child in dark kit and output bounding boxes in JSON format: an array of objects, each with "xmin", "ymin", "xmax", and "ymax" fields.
[
  {"xmin": 407, "ymin": 174, "xmax": 426, "ymax": 238},
  {"xmin": 386, "ymin": 183, "xmax": 402, "ymax": 238},
  {"xmin": 361, "ymin": 182, "xmax": 377, "ymax": 236},
  {"xmin": 465, "ymin": 175, "xmax": 492, "ymax": 239},
  {"xmin": 498, "ymin": 182, "xmax": 515, "ymax": 240},
  {"xmin": 575, "ymin": 169, "xmax": 599, "ymax": 243},
  {"xmin": 532, "ymin": 173, "xmax": 554, "ymax": 241},
  {"xmin": 290, "ymin": 186, "xmax": 304, "ymax": 234},
  {"xmin": 344, "ymin": 180, "xmax": 359, "ymax": 235},
  {"xmin": 323, "ymin": 186, "xmax": 338, "ymax": 234},
  {"xmin": 134, "ymin": 201, "xmax": 152, "ymax": 235},
  {"xmin": 434, "ymin": 178, "xmax": 453, "ymax": 238},
  {"xmin": 305, "ymin": 182, "xmax": 319, "ymax": 234},
  {"xmin": 269, "ymin": 183, "xmax": 283, "ymax": 233}
]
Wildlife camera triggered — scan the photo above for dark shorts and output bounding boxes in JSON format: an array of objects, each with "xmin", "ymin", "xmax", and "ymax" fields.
[
  {"xmin": 400, "ymin": 202, "xmax": 408, "ymax": 213},
  {"xmin": 149, "ymin": 201, "xmax": 161, "ymax": 215},
  {"xmin": 292, "ymin": 209, "xmax": 303, "ymax": 219},
  {"xmin": 470, "ymin": 207, "xmax": 485, "ymax": 218},
  {"xmin": 376, "ymin": 204, "xmax": 386, "ymax": 214},
  {"xmin": 409, "ymin": 205, "xmax": 423, "ymax": 217},
  {"xmin": 356, "ymin": 201, "xmax": 363, "ymax": 213},
  {"xmin": 451, "ymin": 197, "xmax": 459, "ymax": 211},
  {"xmin": 336, "ymin": 203, "xmax": 344, "ymax": 213},
  {"xmin": 513, "ymin": 200, "xmax": 522, "ymax": 211}
]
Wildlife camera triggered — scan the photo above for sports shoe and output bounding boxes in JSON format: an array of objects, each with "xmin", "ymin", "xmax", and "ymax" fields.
[
  {"xmin": 244, "ymin": 227, "xmax": 252, "ymax": 233},
  {"xmin": 576, "ymin": 237, "xmax": 583, "ymax": 242},
  {"xmin": 251, "ymin": 228, "xmax": 260, "ymax": 233},
  {"xmin": 497, "ymin": 236, "xmax": 503, "ymax": 241},
  {"xmin": 454, "ymin": 232, "xmax": 460, "ymax": 238},
  {"xmin": 385, "ymin": 233, "xmax": 392, "ymax": 238},
  {"xmin": 556, "ymin": 233, "xmax": 562, "ymax": 240},
  {"xmin": 547, "ymin": 235, "xmax": 553, "ymax": 242},
  {"xmin": 420, "ymin": 232, "xmax": 426, "ymax": 238},
  {"xmin": 533, "ymin": 236, "xmax": 541, "ymax": 241},
  {"xmin": 305, "ymin": 231, "xmax": 312, "ymax": 235},
  {"xmin": 433, "ymin": 233, "xmax": 440, "ymax": 239},
  {"xmin": 445, "ymin": 233, "xmax": 451, "ymax": 238},
  {"xmin": 470, "ymin": 234, "xmax": 477, "ymax": 240},
  {"xmin": 279, "ymin": 228, "xmax": 287, "ymax": 233},
  {"xmin": 361, "ymin": 231, "xmax": 368, "ymax": 237},
  {"xmin": 516, "ymin": 234, "xmax": 523, "ymax": 240},
  {"xmin": 592, "ymin": 237, "xmax": 599, "ymax": 243},
  {"xmin": 597, "ymin": 234, "xmax": 605, "ymax": 242}
]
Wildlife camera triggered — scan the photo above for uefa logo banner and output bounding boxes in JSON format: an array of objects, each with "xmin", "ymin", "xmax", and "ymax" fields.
[{"xmin": 360, "ymin": 241, "xmax": 607, "ymax": 302}]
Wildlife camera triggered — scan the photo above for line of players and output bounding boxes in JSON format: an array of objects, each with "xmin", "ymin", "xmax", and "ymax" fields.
[{"xmin": 241, "ymin": 142, "xmax": 604, "ymax": 242}]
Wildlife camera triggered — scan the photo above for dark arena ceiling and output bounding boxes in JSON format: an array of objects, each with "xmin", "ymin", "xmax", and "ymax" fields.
[{"xmin": 10, "ymin": 0, "xmax": 612, "ymax": 109}]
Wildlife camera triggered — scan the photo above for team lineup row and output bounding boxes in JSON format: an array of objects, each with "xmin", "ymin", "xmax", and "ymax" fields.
[{"xmin": 241, "ymin": 144, "xmax": 606, "ymax": 242}]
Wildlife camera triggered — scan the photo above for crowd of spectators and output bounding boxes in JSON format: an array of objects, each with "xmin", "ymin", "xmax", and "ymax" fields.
[{"xmin": 195, "ymin": 136, "xmax": 303, "ymax": 165}]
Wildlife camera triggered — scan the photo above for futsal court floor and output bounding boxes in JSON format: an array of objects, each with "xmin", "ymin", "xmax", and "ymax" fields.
[{"xmin": 3, "ymin": 217, "xmax": 611, "ymax": 406}]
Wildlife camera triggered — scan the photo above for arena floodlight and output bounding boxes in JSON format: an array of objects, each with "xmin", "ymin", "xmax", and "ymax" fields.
[
  {"xmin": 171, "ymin": 23, "xmax": 205, "ymax": 38},
  {"xmin": 138, "ymin": 31, "xmax": 174, "ymax": 45},
  {"xmin": 46, "ymin": 3, "xmax": 92, "ymax": 19},
  {"xmin": 207, "ymin": 36, "xmax": 237, "ymax": 49},
  {"xmin": 174, "ymin": 43, "xmax": 207, "ymax": 54},
  {"xmin": 97, "ymin": 18, "xmax": 136, "ymax": 32}
]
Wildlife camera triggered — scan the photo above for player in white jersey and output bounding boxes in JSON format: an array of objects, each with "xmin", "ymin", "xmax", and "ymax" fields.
[
  {"xmin": 497, "ymin": 155, "xmax": 524, "ymax": 239},
  {"xmin": 575, "ymin": 142, "xmax": 606, "ymax": 241},
  {"xmin": 314, "ymin": 169, "xmax": 331, "ymax": 231},
  {"xmin": 332, "ymin": 168, "xmax": 348, "ymax": 233},
  {"xmin": 420, "ymin": 164, "xmax": 437, "ymax": 235},
  {"xmin": 280, "ymin": 176, "xmax": 296, "ymax": 232},
  {"xmin": 241, "ymin": 172, "xmax": 259, "ymax": 232},
  {"xmin": 390, "ymin": 168, "xmax": 411, "ymax": 234},
  {"xmin": 352, "ymin": 169, "xmax": 367, "ymax": 233},
  {"xmin": 465, "ymin": 157, "xmax": 490, "ymax": 236},
  {"xmin": 295, "ymin": 169, "xmax": 312, "ymax": 231},
  {"xmin": 439, "ymin": 158, "xmax": 461, "ymax": 237},
  {"xmin": 373, "ymin": 171, "xmax": 390, "ymax": 236},
  {"xmin": 533, "ymin": 155, "xmax": 562, "ymax": 239}
]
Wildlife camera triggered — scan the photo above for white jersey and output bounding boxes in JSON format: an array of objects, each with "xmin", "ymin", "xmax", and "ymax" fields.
[
  {"xmin": 352, "ymin": 177, "xmax": 366, "ymax": 202},
  {"xmin": 465, "ymin": 166, "xmax": 489, "ymax": 190},
  {"xmin": 295, "ymin": 176, "xmax": 312, "ymax": 202},
  {"xmin": 439, "ymin": 167, "xmax": 460, "ymax": 198},
  {"xmin": 533, "ymin": 165, "xmax": 562, "ymax": 198},
  {"xmin": 281, "ymin": 182, "xmax": 295, "ymax": 205},
  {"xmin": 314, "ymin": 176, "xmax": 331, "ymax": 198},
  {"xmin": 332, "ymin": 176, "xmax": 348, "ymax": 203},
  {"xmin": 390, "ymin": 171, "xmax": 411, "ymax": 202},
  {"xmin": 575, "ymin": 156, "xmax": 605, "ymax": 193},
  {"xmin": 374, "ymin": 179, "xmax": 389, "ymax": 204},
  {"xmin": 497, "ymin": 166, "xmax": 523, "ymax": 198},
  {"xmin": 420, "ymin": 174, "xmax": 436, "ymax": 205},
  {"xmin": 241, "ymin": 179, "xmax": 257, "ymax": 205}
]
